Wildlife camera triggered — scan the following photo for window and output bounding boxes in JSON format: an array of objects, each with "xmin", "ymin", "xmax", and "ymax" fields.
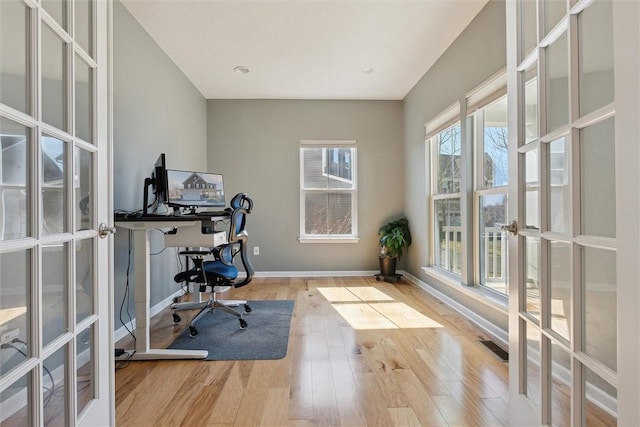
[
  {"xmin": 299, "ymin": 140, "xmax": 357, "ymax": 242},
  {"xmin": 471, "ymin": 94, "xmax": 509, "ymax": 296},
  {"xmin": 426, "ymin": 73, "xmax": 508, "ymax": 297},
  {"xmin": 431, "ymin": 123, "xmax": 462, "ymax": 275}
]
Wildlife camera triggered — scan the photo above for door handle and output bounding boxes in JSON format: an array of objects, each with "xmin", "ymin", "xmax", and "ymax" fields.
[
  {"xmin": 500, "ymin": 220, "xmax": 518, "ymax": 236},
  {"xmin": 98, "ymin": 223, "xmax": 116, "ymax": 239}
]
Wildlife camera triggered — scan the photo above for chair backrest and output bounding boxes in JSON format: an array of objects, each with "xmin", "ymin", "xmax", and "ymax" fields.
[{"xmin": 226, "ymin": 193, "xmax": 254, "ymax": 288}]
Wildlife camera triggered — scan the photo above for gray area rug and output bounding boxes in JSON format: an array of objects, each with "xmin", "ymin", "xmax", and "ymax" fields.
[{"xmin": 168, "ymin": 300, "xmax": 294, "ymax": 360}]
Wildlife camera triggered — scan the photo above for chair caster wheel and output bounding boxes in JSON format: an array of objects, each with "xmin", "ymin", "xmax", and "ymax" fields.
[
  {"xmin": 244, "ymin": 304, "xmax": 252, "ymax": 313},
  {"xmin": 189, "ymin": 326, "xmax": 198, "ymax": 337},
  {"xmin": 173, "ymin": 313, "xmax": 181, "ymax": 323},
  {"xmin": 239, "ymin": 319, "xmax": 248, "ymax": 329}
]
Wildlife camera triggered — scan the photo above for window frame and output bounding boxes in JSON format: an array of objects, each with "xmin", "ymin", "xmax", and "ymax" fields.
[
  {"xmin": 299, "ymin": 140, "xmax": 358, "ymax": 243},
  {"xmin": 429, "ymin": 122, "xmax": 463, "ymax": 276},
  {"xmin": 469, "ymin": 89, "xmax": 509, "ymax": 296}
]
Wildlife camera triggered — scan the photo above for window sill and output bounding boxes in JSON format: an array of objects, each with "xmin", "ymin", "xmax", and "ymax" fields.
[
  {"xmin": 298, "ymin": 236, "xmax": 359, "ymax": 244},
  {"xmin": 421, "ymin": 266, "xmax": 508, "ymax": 315}
]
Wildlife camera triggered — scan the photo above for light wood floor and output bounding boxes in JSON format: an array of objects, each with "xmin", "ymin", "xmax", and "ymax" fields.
[{"xmin": 115, "ymin": 276, "xmax": 510, "ymax": 427}]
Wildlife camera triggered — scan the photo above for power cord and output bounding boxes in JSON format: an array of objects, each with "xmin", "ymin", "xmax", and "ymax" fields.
[
  {"xmin": 1, "ymin": 338, "xmax": 55, "ymax": 407},
  {"xmin": 116, "ymin": 230, "xmax": 137, "ymax": 369}
]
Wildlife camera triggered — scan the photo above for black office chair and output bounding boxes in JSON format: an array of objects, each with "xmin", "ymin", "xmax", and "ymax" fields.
[{"xmin": 172, "ymin": 193, "xmax": 255, "ymax": 336}]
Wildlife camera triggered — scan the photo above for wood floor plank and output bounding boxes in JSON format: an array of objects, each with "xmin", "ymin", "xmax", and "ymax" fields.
[
  {"xmin": 327, "ymin": 346, "xmax": 368, "ymax": 427},
  {"xmin": 387, "ymin": 407, "xmax": 422, "ymax": 427}
]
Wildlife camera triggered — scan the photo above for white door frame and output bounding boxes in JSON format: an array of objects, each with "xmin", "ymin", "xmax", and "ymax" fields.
[
  {"xmin": 78, "ymin": 0, "xmax": 114, "ymax": 424},
  {"xmin": 0, "ymin": 0, "xmax": 113, "ymax": 425},
  {"xmin": 507, "ymin": 0, "xmax": 640, "ymax": 425}
]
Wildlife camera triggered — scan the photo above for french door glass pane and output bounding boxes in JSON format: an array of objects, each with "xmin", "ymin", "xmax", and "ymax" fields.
[
  {"xmin": 76, "ymin": 324, "xmax": 95, "ymax": 415},
  {"xmin": 42, "ymin": 0, "xmax": 67, "ymax": 31},
  {"xmin": 482, "ymin": 96, "xmax": 509, "ymax": 188},
  {"xmin": 549, "ymin": 240, "xmax": 570, "ymax": 341},
  {"xmin": 41, "ymin": 23, "xmax": 66, "ymax": 131},
  {"xmin": 545, "ymin": 31, "xmax": 569, "ymax": 133},
  {"xmin": 524, "ymin": 149, "xmax": 540, "ymax": 229},
  {"xmin": 0, "ymin": 249, "xmax": 31, "ymax": 379},
  {"xmin": 525, "ymin": 321, "xmax": 541, "ymax": 412},
  {"xmin": 520, "ymin": 0, "xmax": 537, "ymax": 59},
  {"xmin": 42, "ymin": 243, "xmax": 68, "ymax": 348},
  {"xmin": 0, "ymin": 117, "xmax": 30, "ymax": 240},
  {"xmin": 582, "ymin": 365, "xmax": 617, "ymax": 426},
  {"xmin": 75, "ymin": 54, "xmax": 92, "ymax": 143},
  {"xmin": 580, "ymin": 118, "xmax": 615, "ymax": 238},
  {"xmin": 548, "ymin": 137, "xmax": 569, "ymax": 233},
  {"xmin": 524, "ymin": 237, "xmax": 540, "ymax": 320},
  {"xmin": 582, "ymin": 246, "xmax": 616, "ymax": 372},
  {"xmin": 75, "ymin": 0, "xmax": 93, "ymax": 57},
  {"xmin": 0, "ymin": 371, "xmax": 33, "ymax": 425},
  {"xmin": 42, "ymin": 135, "xmax": 67, "ymax": 235},
  {"xmin": 0, "ymin": 0, "xmax": 29, "ymax": 113},
  {"xmin": 434, "ymin": 198, "xmax": 461, "ymax": 275},
  {"xmin": 76, "ymin": 238, "xmax": 94, "ymax": 323},
  {"xmin": 479, "ymin": 194, "xmax": 508, "ymax": 295},
  {"xmin": 435, "ymin": 124, "xmax": 461, "ymax": 194},
  {"xmin": 523, "ymin": 67, "xmax": 538, "ymax": 143},
  {"xmin": 542, "ymin": 0, "xmax": 565, "ymax": 38},
  {"xmin": 43, "ymin": 345, "xmax": 69, "ymax": 427},
  {"xmin": 75, "ymin": 147, "xmax": 93, "ymax": 231},
  {"xmin": 578, "ymin": 0, "xmax": 614, "ymax": 117},
  {"xmin": 550, "ymin": 341, "xmax": 571, "ymax": 427}
]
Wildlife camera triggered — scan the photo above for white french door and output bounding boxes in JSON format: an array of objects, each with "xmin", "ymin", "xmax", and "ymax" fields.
[
  {"xmin": 0, "ymin": 0, "xmax": 113, "ymax": 425},
  {"xmin": 506, "ymin": 0, "xmax": 639, "ymax": 426}
]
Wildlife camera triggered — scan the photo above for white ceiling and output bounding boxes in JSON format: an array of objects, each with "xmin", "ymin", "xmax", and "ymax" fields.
[{"xmin": 120, "ymin": 0, "xmax": 489, "ymax": 100}]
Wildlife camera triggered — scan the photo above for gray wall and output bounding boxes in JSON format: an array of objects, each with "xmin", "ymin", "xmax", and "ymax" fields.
[
  {"xmin": 403, "ymin": 0, "xmax": 508, "ymax": 330},
  {"xmin": 113, "ymin": 0, "xmax": 207, "ymax": 328},
  {"xmin": 206, "ymin": 99, "xmax": 404, "ymax": 272}
]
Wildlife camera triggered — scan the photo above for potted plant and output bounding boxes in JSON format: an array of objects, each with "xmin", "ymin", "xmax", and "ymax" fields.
[{"xmin": 378, "ymin": 217, "xmax": 412, "ymax": 277}]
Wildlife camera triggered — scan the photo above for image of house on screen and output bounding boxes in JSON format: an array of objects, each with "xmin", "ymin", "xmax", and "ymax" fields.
[{"xmin": 167, "ymin": 170, "xmax": 225, "ymax": 205}]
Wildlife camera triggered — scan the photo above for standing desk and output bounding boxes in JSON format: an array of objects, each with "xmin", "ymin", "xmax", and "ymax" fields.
[{"xmin": 115, "ymin": 213, "xmax": 228, "ymax": 360}]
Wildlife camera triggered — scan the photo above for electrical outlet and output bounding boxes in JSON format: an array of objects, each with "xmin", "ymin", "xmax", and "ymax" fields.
[
  {"xmin": 1, "ymin": 328, "xmax": 20, "ymax": 345},
  {"xmin": 253, "ymin": 246, "xmax": 260, "ymax": 255}
]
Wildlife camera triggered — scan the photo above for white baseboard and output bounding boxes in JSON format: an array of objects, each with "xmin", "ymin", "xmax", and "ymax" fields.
[
  {"xmin": 255, "ymin": 270, "xmax": 378, "ymax": 278},
  {"xmin": 401, "ymin": 270, "xmax": 509, "ymax": 348}
]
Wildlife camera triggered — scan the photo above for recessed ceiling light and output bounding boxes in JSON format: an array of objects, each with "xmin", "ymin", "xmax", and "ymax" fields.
[
  {"xmin": 234, "ymin": 66, "xmax": 250, "ymax": 74},
  {"xmin": 362, "ymin": 67, "xmax": 374, "ymax": 74}
]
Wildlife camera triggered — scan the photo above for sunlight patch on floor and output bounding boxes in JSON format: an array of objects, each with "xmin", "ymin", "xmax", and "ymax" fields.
[{"xmin": 318, "ymin": 287, "xmax": 443, "ymax": 330}]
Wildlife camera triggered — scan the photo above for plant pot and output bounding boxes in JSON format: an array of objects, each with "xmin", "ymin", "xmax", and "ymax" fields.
[{"xmin": 379, "ymin": 256, "xmax": 397, "ymax": 277}]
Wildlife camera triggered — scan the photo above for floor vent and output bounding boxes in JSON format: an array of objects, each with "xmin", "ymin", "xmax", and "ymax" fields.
[{"xmin": 479, "ymin": 340, "xmax": 509, "ymax": 362}]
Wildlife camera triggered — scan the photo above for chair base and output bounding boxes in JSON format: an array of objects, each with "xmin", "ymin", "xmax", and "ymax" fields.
[{"xmin": 171, "ymin": 290, "xmax": 251, "ymax": 335}]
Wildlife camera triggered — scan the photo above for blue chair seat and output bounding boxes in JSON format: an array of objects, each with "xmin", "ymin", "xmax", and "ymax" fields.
[{"xmin": 203, "ymin": 260, "xmax": 238, "ymax": 280}]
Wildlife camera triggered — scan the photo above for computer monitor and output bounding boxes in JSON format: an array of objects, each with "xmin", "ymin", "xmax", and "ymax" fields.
[
  {"xmin": 166, "ymin": 169, "xmax": 225, "ymax": 210},
  {"xmin": 142, "ymin": 153, "xmax": 169, "ymax": 214}
]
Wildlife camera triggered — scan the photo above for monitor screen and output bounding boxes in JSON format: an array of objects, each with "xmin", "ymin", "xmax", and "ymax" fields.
[{"xmin": 166, "ymin": 169, "xmax": 225, "ymax": 208}]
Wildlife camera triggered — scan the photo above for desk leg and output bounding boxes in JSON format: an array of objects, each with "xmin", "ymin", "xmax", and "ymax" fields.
[{"xmin": 129, "ymin": 229, "xmax": 207, "ymax": 360}]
